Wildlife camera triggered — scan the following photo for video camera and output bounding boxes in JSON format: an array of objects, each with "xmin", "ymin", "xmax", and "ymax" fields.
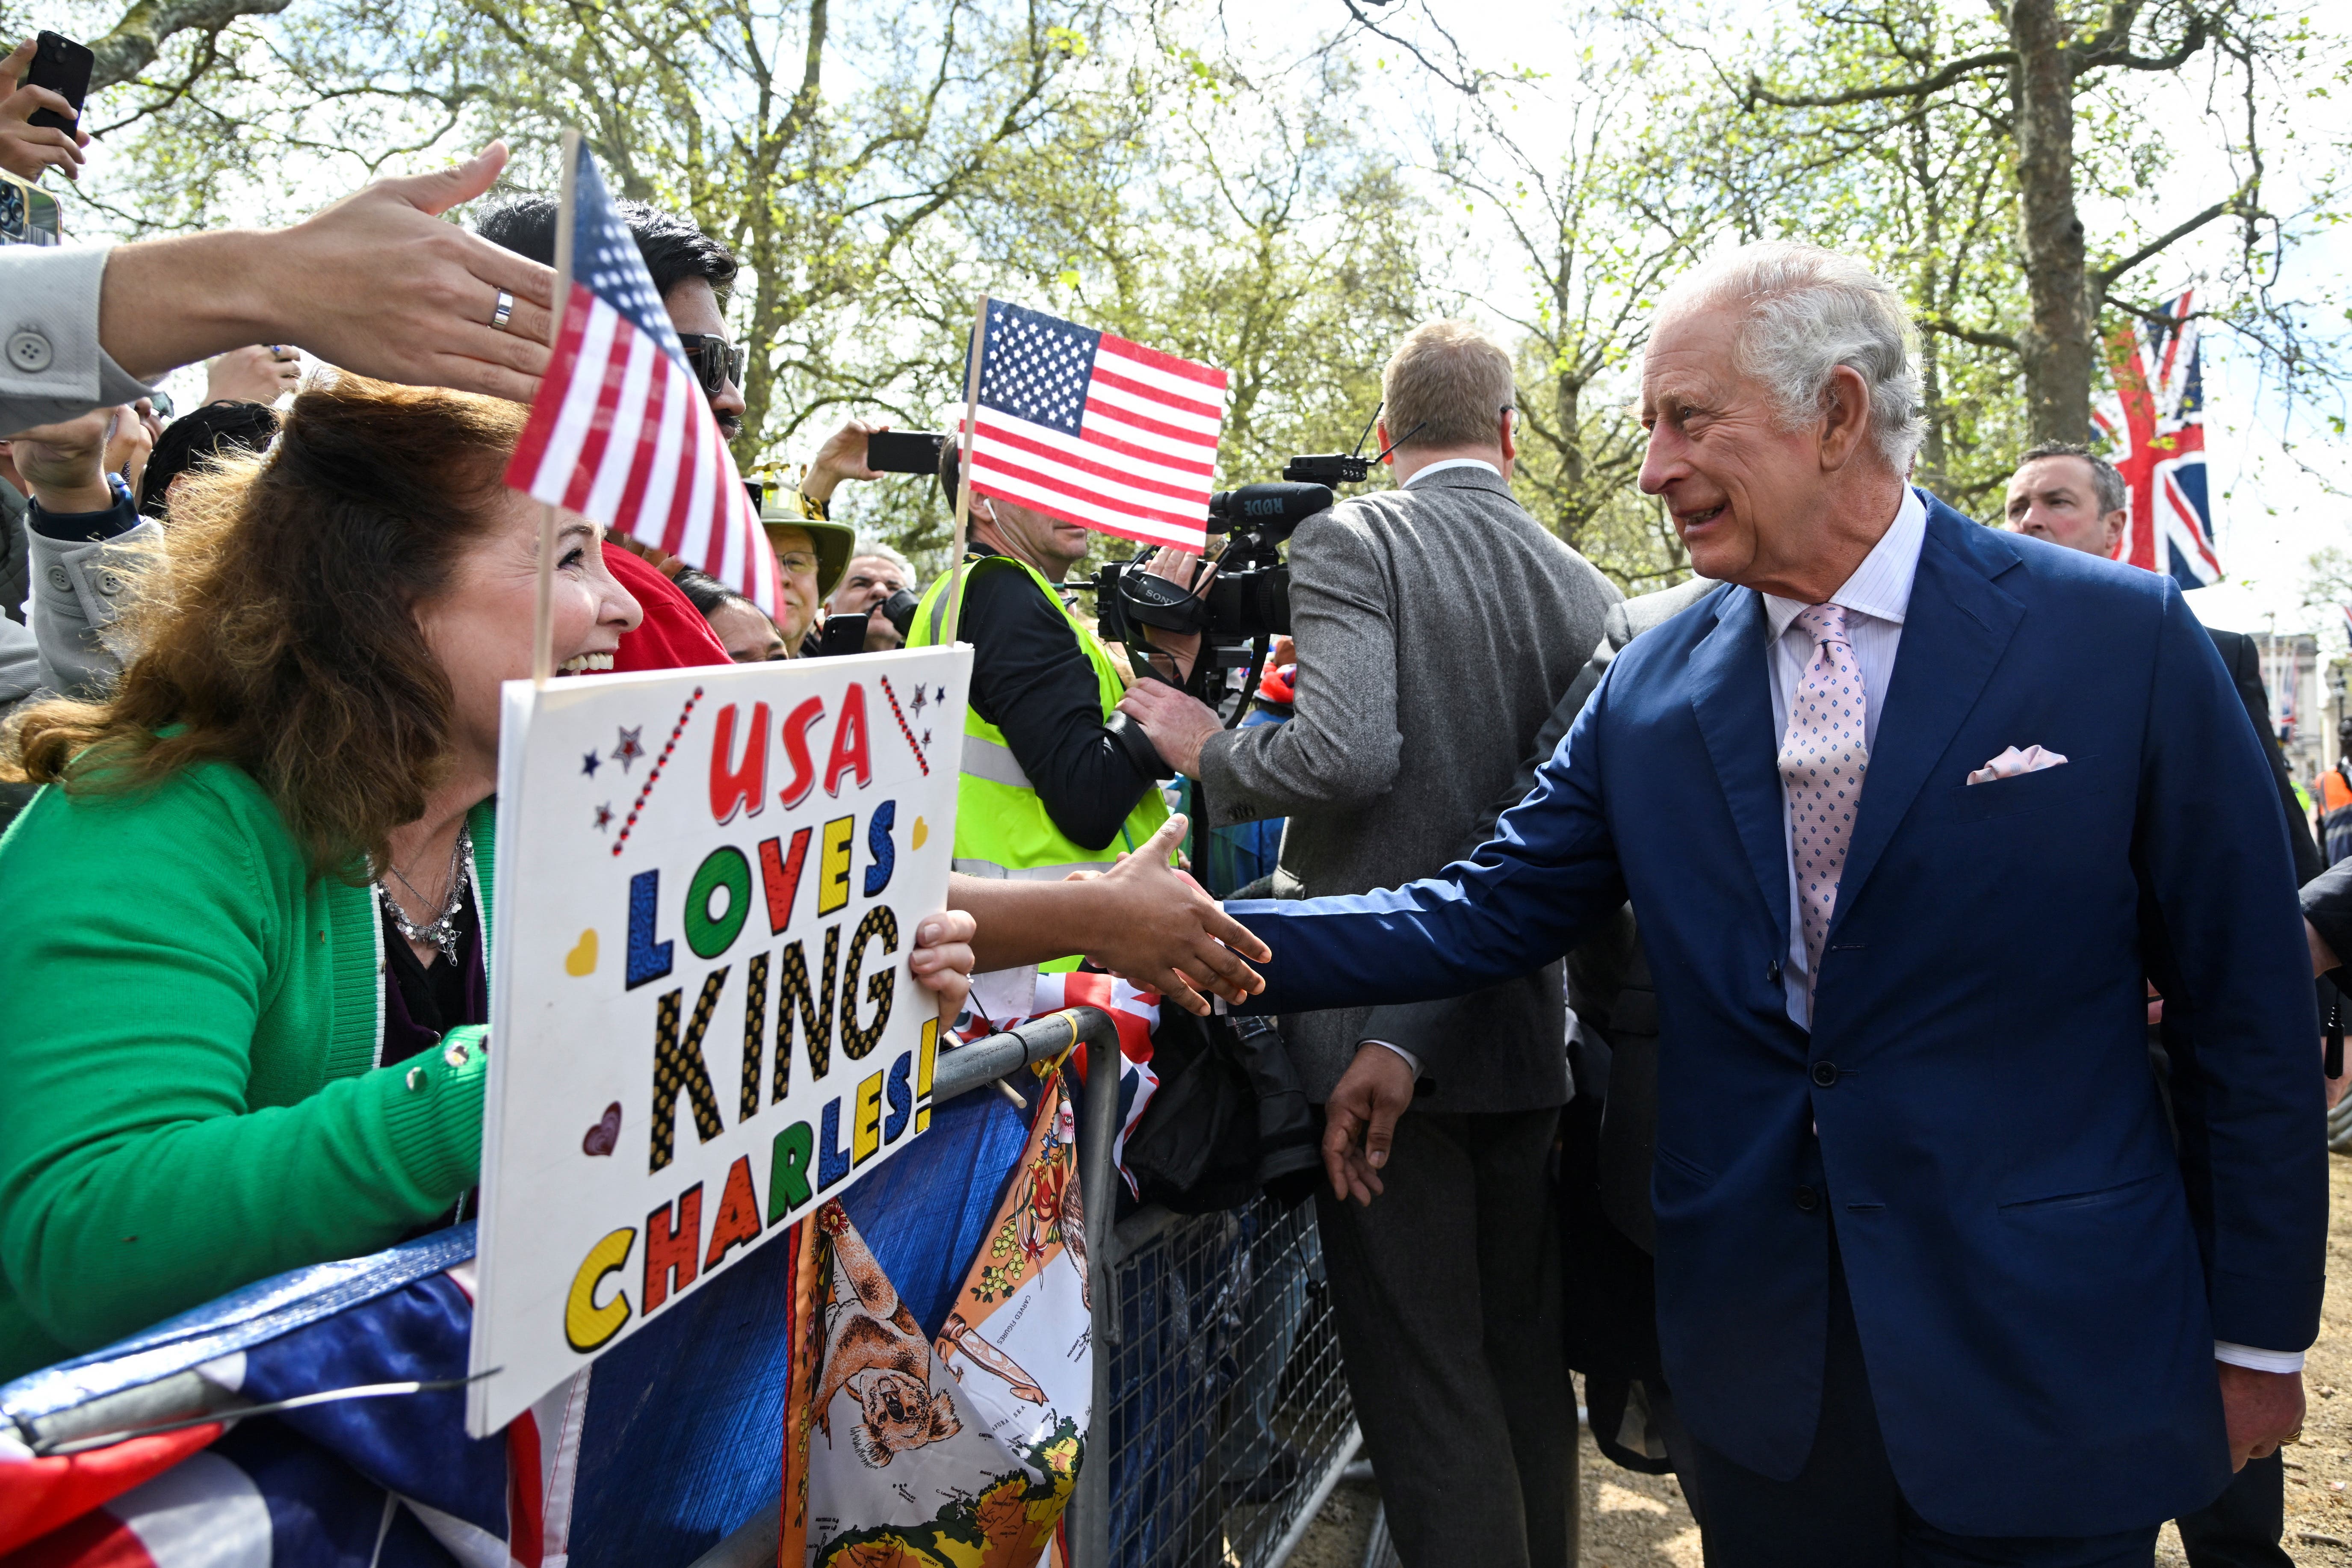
[{"xmin": 1087, "ymin": 451, "xmax": 1376, "ymax": 707}]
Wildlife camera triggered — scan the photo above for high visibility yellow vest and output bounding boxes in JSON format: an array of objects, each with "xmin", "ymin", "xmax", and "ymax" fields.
[{"xmin": 909, "ymin": 552, "xmax": 1171, "ymax": 899}]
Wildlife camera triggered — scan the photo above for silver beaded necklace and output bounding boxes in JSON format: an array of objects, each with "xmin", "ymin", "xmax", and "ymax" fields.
[{"xmin": 377, "ymin": 824, "xmax": 473, "ymax": 965}]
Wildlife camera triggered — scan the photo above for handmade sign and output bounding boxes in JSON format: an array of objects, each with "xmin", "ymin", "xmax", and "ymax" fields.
[{"xmin": 468, "ymin": 647, "xmax": 970, "ymax": 1436}]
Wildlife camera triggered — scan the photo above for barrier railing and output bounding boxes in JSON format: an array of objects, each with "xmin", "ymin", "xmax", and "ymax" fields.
[{"xmin": 4, "ymin": 1004, "xmax": 1359, "ymax": 1568}]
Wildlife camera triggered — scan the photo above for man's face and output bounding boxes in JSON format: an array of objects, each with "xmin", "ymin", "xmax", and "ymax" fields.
[
  {"xmin": 768, "ymin": 524, "xmax": 821, "ymax": 646},
  {"xmin": 980, "ymin": 497, "xmax": 1090, "ymax": 582},
  {"xmin": 1637, "ymin": 306, "xmax": 1837, "ymax": 590},
  {"xmin": 660, "ymin": 277, "xmax": 746, "ymax": 443},
  {"xmin": 830, "ymin": 555, "xmax": 910, "ymax": 616},
  {"xmin": 831, "ymin": 553, "xmax": 912, "ymax": 652},
  {"xmin": 2005, "ymin": 455, "xmax": 2122, "ymax": 558}
]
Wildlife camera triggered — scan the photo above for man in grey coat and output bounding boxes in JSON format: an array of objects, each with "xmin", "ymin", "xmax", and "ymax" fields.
[{"xmin": 1120, "ymin": 319, "xmax": 1619, "ymax": 1568}]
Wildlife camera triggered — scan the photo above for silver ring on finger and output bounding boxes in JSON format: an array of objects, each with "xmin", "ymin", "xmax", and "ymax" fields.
[{"xmin": 489, "ymin": 289, "xmax": 515, "ymax": 332}]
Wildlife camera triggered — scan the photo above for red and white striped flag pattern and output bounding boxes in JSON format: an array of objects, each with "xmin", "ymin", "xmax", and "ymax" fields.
[
  {"xmin": 964, "ymin": 299, "xmax": 1228, "ymax": 552},
  {"xmin": 506, "ymin": 142, "xmax": 778, "ymax": 618}
]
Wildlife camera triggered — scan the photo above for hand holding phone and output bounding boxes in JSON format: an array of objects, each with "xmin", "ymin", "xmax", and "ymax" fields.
[{"xmin": 0, "ymin": 34, "xmax": 93, "ymax": 184}]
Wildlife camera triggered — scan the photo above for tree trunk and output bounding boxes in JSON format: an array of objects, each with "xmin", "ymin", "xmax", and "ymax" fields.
[{"xmin": 2009, "ymin": 0, "xmax": 2094, "ymax": 443}]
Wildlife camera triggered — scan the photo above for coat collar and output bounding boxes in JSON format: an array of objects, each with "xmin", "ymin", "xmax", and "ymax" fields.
[{"xmin": 1827, "ymin": 497, "xmax": 2025, "ymax": 935}]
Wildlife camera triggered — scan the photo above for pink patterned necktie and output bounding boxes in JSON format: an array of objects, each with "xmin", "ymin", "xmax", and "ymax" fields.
[{"xmin": 1780, "ymin": 603, "xmax": 1869, "ymax": 1003}]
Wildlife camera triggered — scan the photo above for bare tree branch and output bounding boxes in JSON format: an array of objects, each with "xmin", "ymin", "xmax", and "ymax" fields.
[{"xmin": 88, "ymin": 0, "xmax": 295, "ymax": 92}]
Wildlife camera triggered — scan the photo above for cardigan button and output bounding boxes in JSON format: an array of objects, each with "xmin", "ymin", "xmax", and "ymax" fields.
[{"xmin": 405, "ymin": 1065, "xmax": 427, "ymax": 1092}]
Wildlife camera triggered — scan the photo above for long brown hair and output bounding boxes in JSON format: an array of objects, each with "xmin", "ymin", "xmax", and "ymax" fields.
[{"xmin": 5, "ymin": 376, "xmax": 527, "ymax": 878}]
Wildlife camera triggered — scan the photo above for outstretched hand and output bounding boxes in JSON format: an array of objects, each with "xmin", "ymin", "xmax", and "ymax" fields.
[
  {"xmin": 96, "ymin": 141, "xmax": 560, "ymax": 398},
  {"xmin": 1321, "ymin": 1042, "xmax": 1415, "ymax": 1205},
  {"xmin": 1075, "ymin": 812, "xmax": 1269, "ymax": 1015}
]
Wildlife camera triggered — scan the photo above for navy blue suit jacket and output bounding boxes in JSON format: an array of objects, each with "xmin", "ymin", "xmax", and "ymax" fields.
[{"xmin": 1230, "ymin": 497, "xmax": 2325, "ymax": 1536}]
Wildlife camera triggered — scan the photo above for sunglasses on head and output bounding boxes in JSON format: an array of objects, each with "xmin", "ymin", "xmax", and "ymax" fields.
[{"xmin": 677, "ymin": 334, "xmax": 748, "ymax": 396}]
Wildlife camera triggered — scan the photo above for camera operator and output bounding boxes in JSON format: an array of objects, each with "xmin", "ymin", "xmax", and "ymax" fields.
[
  {"xmin": 1118, "ymin": 321, "xmax": 1619, "ymax": 1568},
  {"xmin": 908, "ymin": 438, "xmax": 1182, "ymax": 994}
]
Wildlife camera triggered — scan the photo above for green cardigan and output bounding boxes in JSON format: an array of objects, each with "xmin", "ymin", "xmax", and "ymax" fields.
[{"xmin": 0, "ymin": 760, "xmax": 494, "ymax": 1380}]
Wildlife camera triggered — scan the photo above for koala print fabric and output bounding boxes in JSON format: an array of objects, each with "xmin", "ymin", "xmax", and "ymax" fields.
[{"xmin": 802, "ymin": 1074, "xmax": 1093, "ymax": 1567}]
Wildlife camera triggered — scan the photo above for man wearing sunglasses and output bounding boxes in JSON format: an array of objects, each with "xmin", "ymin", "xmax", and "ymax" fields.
[{"xmin": 474, "ymin": 197, "xmax": 746, "ymax": 442}]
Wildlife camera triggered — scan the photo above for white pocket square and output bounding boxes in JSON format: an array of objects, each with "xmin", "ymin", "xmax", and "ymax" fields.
[{"xmin": 1967, "ymin": 745, "xmax": 2068, "ymax": 785}]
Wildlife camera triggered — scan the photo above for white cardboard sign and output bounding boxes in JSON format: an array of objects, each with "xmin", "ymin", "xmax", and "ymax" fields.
[{"xmin": 468, "ymin": 647, "xmax": 970, "ymax": 1435}]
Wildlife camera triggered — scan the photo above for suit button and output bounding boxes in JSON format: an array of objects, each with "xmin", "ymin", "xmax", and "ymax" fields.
[
  {"xmin": 1767, "ymin": 959, "xmax": 1783, "ymax": 984},
  {"xmin": 6, "ymin": 330, "xmax": 54, "ymax": 373},
  {"xmin": 1811, "ymin": 1060, "xmax": 1839, "ymax": 1087},
  {"xmin": 1794, "ymin": 1184, "xmax": 1820, "ymax": 1213}
]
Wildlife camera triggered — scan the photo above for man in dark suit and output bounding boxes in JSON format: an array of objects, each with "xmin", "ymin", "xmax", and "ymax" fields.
[
  {"xmin": 1119, "ymin": 320, "xmax": 1620, "ymax": 1568},
  {"xmin": 1215, "ymin": 243, "xmax": 2322, "ymax": 1566},
  {"xmin": 2004, "ymin": 443, "xmax": 2322, "ymax": 1568}
]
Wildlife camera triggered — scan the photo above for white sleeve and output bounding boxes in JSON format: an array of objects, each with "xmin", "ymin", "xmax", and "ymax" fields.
[
  {"xmin": 1, "ymin": 247, "xmax": 158, "ymax": 437},
  {"xmin": 2213, "ymin": 1340, "xmax": 2305, "ymax": 1374}
]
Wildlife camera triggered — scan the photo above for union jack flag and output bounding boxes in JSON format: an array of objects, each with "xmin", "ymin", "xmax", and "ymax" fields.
[
  {"xmin": 506, "ymin": 141, "xmax": 778, "ymax": 618},
  {"xmin": 2092, "ymin": 288, "xmax": 2219, "ymax": 588},
  {"xmin": 963, "ymin": 299, "xmax": 1228, "ymax": 552}
]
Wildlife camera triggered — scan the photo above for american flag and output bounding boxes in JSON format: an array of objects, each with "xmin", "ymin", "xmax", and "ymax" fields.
[
  {"xmin": 2093, "ymin": 288, "xmax": 2219, "ymax": 588},
  {"xmin": 964, "ymin": 299, "xmax": 1228, "ymax": 552},
  {"xmin": 506, "ymin": 142, "xmax": 778, "ymax": 617}
]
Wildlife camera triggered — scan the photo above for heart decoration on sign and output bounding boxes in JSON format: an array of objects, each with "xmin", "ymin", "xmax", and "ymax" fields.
[
  {"xmin": 564, "ymin": 928, "xmax": 599, "ymax": 975},
  {"xmin": 912, "ymin": 815, "xmax": 929, "ymax": 850},
  {"xmin": 582, "ymin": 1101, "xmax": 622, "ymax": 1157}
]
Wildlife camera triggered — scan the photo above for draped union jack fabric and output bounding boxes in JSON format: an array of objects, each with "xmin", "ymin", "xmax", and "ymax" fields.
[
  {"xmin": 0, "ymin": 1093, "xmax": 1037, "ymax": 1568},
  {"xmin": 506, "ymin": 142, "xmax": 778, "ymax": 618},
  {"xmin": 2093, "ymin": 289, "xmax": 2219, "ymax": 588},
  {"xmin": 963, "ymin": 299, "xmax": 1228, "ymax": 552}
]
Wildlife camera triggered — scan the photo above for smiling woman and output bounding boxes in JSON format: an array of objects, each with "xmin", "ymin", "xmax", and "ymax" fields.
[{"xmin": 0, "ymin": 377, "xmax": 972, "ymax": 1382}]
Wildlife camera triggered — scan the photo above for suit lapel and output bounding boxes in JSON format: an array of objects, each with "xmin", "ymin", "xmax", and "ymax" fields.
[
  {"xmin": 1830, "ymin": 503, "xmax": 2024, "ymax": 933},
  {"xmin": 1687, "ymin": 586, "xmax": 1793, "ymax": 950}
]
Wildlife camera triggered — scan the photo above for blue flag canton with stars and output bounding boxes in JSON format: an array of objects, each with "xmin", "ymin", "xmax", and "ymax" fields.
[
  {"xmin": 975, "ymin": 300, "xmax": 1101, "ymax": 437},
  {"xmin": 569, "ymin": 145, "xmax": 686, "ymax": 360}
]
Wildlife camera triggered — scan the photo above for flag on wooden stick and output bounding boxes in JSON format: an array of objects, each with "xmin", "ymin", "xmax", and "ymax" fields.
[{"xmin": 506, "ymin": 139, "xmax": 777, "ymax": 618}]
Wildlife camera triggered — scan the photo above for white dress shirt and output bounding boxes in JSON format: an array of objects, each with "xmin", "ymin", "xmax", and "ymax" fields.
[
  {"xmin": 1761, "ymin": 485, "xmax": 1926, "ymax": 1029},
  {"xmin": 1403, "ymin": 457, "xmax": 1501, "ymax": 485}
]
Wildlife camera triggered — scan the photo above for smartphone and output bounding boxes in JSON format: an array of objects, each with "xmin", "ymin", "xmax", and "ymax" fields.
[
  {"xmin": 866, "ymin": 431, "xmax": 945, "ymax": 475},
  {"xmin": 27, "ymin": 32, "xmax": 93, "ymax": 135},
  {"xmin": 817, "ymin": 612, "xmax": 870, "ymax": 658}
]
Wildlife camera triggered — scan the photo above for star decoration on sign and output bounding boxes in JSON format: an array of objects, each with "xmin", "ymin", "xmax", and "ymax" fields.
[
  {"xmin": 582, "ymin": 750, "xmax": 601, "ymax": 778},
  {"xmin": 594, "ymin": 803, "xmax": 614, "ymax": 832},
  {"xmin": 910, "ymin": 686, "xmax": 928, "ymax": 716},
  {"xmin": 922, "ymin": 729, "xmax": 932, "ymax": 748},
  {"xmin": 934, "ymin": 685, "xmax": 948, "ymax": 706},
  {"xmin": 612, "ymin": 726, "xmax": 645, "ymax": 772}
]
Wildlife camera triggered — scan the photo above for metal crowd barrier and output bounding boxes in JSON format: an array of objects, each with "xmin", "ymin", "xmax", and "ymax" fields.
[
  {"xmin": 4, "ymin": 1002, "xmax": 1360, "ymax": 1568},
  {"xmin": 699, "ymin": 1006, "xmax": 1360, "ymax": 1568}
]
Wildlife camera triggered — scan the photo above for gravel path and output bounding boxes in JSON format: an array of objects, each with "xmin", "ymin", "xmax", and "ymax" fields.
[{"xmin": 1294, "ymin": 1149, "xmax": 2352, "ymax": 1566}]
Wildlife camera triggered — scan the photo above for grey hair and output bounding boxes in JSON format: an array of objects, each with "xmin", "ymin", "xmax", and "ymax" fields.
[
  {"xmin": 1655, "ymin": 242, "xmax": 1925, "ymax": 473},
  {"xmin": 846, "ymin": 538, "xmax": 915, "ymax": 579},
  {"xmin": 2015, "ymin": 441, "xmax": 2127, "ymax": 518}
]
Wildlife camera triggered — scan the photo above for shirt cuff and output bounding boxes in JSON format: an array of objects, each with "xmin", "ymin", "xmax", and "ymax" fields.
[
  {"xmin": 27, "ymin": 487, "xmax": 141, "ymax": 542},
  {"xmin": 2214, "ymin": 1340, "xmax": 2305, "ymax": 1374},
  {"xmin": 1362, "ymin": 1039, "xmax": 1421, "ymax": 1078}
]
